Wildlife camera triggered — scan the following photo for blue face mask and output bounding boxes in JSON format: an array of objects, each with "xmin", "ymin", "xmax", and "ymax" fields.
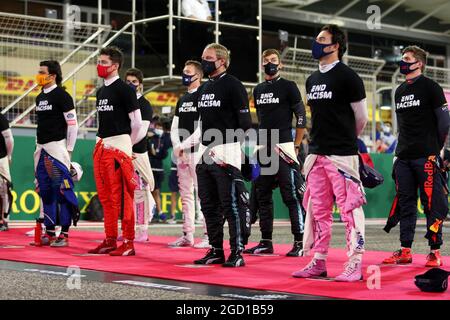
[
  {"xmin": 127, "ymin": 81, "xmax": 138, "ymax": 92},
  {"xmin": 154, "ymin": 128, "xmax": 163, "ymax": 136},
  {"xmin": 182, "ymin": 73, "xmax": 197, "ymax": 86},
  {"xmin": 311, "ymin": 40, "xmax": 335, "ymax": 60},
  {"xmin": 399, "ymin": 60, "xmax": 419, "ymax": 75}
]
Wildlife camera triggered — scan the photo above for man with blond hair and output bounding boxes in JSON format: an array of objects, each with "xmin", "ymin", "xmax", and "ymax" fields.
[{"xmin": 193, "ymin": 43, "xmax": 252, "ymax": 267}]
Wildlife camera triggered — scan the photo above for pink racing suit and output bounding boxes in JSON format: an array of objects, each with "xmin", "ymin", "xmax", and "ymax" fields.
[{"xmin": 303, "ymin": 155, "xmax": 366, "ymax": 262}]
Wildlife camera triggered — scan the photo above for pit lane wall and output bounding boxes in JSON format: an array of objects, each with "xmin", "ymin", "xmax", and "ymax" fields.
[{"xmin": 8, "ymin": 137, "xmax": 431, "ymax": 220}]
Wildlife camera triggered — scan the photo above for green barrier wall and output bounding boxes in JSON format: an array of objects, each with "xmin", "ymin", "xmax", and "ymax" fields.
[{"xmin": 9, "ymin": 137, "xmax": 435, "ymax": 220}]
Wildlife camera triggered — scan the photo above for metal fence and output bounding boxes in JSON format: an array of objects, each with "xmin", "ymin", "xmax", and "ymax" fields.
[
  {"xmin": 0, "ymin": 12, "xmax": 111, "ymax": 131},
  {"xmin": 1, "ymin": 0, "xmax": 262, "ymax": 130},
  {"xmin": 2, "ymin": 4, "xmax": 449, "ymax": 143}
]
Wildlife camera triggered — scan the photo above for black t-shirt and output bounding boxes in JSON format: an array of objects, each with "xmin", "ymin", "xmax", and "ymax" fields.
[
  {"xmin": 306, "ymin": 62, "xmax": 366, "ymax": 156},
  {"xmin": 0, "ymin": 113, "xmax": 10, "ymax": 159},
  {"xmin": 175, "ymin": 89, "xmax": 200, "ymax": 139},
  {"xmin": 197, "ymin": 73, "xmax": 252, "ymax": 146},
  {"xmin": 253, "ymin": 77, "xmax": 305, "ymax": 144},
  {"xmin": 35, "ymin": 86, "xmax": 75, "ymax": 144},
  {"xmin": 395, "ymin": 75, "xmax": 447, "ymax": 159},
  {"xmin": 132, "ymin": 95, "xmax": 153, "ymax": 154},
  {"xmin": 96, "ymin": 79, "xmax": 139, "ymax": 139},
  {"xmin": 148, "ymin": 132, "xmax": 172, "ymax": 170}
]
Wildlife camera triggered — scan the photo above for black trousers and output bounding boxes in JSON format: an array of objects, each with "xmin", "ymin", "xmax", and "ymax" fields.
[
  {"xmin": 394, "ymin": 156, "xmax": 448, "ymax": 249},
  {"xmin": 254, "ymin": 158, "xmax": 305, "ymax": 241},
  {"xmin": 196, "ymin": 162, "xmax": 251, "ymax": 252}
]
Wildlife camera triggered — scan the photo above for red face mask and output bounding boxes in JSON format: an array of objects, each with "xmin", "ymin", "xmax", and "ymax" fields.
[{"xmin": 97, "ymin": 64, "xmax": 112, "ymax": 78}]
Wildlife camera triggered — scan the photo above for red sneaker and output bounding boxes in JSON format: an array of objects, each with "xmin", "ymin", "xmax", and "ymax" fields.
[
  {"xmin": 88, "ymin": 238, "xmax": 117, "ymax": 254},
  {"xmin": 382, "ymin": 248, "xmax": 412, "ymax": 264},
  {"xmin": 109, "ymin": 240, "xmax": 135, "ymax": 256},
  {"xmin": 425, "ymin": 250, "xmax": 443, "ymax": 267}
]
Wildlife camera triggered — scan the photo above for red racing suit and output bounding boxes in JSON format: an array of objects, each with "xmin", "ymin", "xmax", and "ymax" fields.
[{"xmin": 93, "ymin": 140, "xmax": 136, "ymax": 240}]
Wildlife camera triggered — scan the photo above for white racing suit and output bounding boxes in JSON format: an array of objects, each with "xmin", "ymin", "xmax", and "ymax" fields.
[
  {"xmin": 132, "ymin": 151, "xmax": 156, "ymax": 239},
  {"xmin": 175, "ymin": 148, "xmax": 207, "ymax": 238}
]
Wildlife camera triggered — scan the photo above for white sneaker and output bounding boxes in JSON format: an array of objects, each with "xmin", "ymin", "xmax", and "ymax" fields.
[
  {"xmin": 168, "ymin": 235, "xmax": 194, "ymax": 247},
  {"xmin": 167, "ymin": 218, "xmax": 177, "ymax": 225},
  {"xmin": 194, "ymin": 235, "xmax": 211, "ymax": 249}
]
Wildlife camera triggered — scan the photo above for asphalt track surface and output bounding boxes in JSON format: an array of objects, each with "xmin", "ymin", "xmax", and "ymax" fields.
[{"xmin": 0, "ymin": 219, "xmax": 448, "ymax": 300}]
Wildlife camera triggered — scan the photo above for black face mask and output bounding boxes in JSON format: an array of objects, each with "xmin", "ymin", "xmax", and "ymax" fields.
[
  {"xmin": 399, "ymin": 60, "xmax": 419, "ymax": 75},
  {"xmin": 201, "ymin": 59, "xmax": 217, "ymax": 77},
  {"xmin": 264, "ymin": 62, "xmax": 279, "ymax": 76}
]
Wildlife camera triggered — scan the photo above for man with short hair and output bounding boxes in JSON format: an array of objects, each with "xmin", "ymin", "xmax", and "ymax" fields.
[
  {"xmin": 89, "ymin": 46, "xmax": 144, "ymax": 256},
  {"xmin": 383, "ymin": 45, "xmax": 450, "ymax": 267},
  {"xmin": 125, "ymin": 67, "xmax": 155, "ymax": 242},
  {"xmin": 292, "ymin": 25, "xmax": 369, "ymax": 282},
  {"xmin": 244, "ymin": 49, "xmax": 306, "ymax": 256},
  {"xmin": 194, "ymin": 43, "xmax": 252, "ymax": 267},
  {"xmin": 169, "ymin": 60, "xmax": 209, "ymax": 249}
]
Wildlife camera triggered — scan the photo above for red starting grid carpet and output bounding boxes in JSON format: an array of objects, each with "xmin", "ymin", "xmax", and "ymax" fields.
[{"xmin": 0, "ymin": 228, "xmax": 449, "ymax": 300}]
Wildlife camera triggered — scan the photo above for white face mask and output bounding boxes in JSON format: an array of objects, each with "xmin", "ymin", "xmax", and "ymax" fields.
[
  {"xmin": 383, "ymin": 126, "xmax": 391, "ymax": 134},
  {"xmin": 154, "ymin": 128, "xmax": 163, "ymax": 136}
]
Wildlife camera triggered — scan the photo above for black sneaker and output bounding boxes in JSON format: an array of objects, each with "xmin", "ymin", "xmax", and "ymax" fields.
[
  {"xmin": 150, "ymin": 214, "xmax": 161, "ymax": 224},
  {"xmin": 0, "ymin": 222, "xmax": 8, "ymax": 232},
  {"xmin": 222, "ymin": 251, "xmax": 245, "ymax": 267},
  {"xmin": 286, "ymin": 241, "xmax": 303, "ymax": 257},
  {"xmin": 193, "ymin": 248, "xmax": 225, "ymax": 265},
  {"xmin": 243, "ymin": 240, "xmax": 274, "ymax": 254}
]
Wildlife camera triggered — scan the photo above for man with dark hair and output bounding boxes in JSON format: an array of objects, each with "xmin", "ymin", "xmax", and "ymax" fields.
[
  {"xmin": 383, "ymin": 45, "xmax": 450, "ymax": 267},
  {"xmin": 126, "ymin": 68, "xmax": 144, "ymax": 84},
  {"xmin": 125, "ymin": 67, "xmax": 155, "ymax": 242},
  {"xmin": 169, "ymin": 60, "xmax": 209, "ymax": 249},
  {"xmin": 292, "ymin": 25, "xmax": 369, "ymax": 282},
  {"xmin": 244, "ymin": 49, "xmax": 306, "ymax": 256},
  {"xmin": 99, "ymin": 46, "xmax": 124, "ymax": 69},
  {"xmin": 0, "ymin": 113, "xmax": 14, "ymax": 231},
  {"xmin": 314, "ymin": 24, "xmax": 347, "ymax": 61},
  {"xmin": 89, "ymin": 46, "xmax": 144, "ymax": 256},
  {"xmin": 194, "ymin": 43, "xmax": 252, "ymax": 268},
  {"xmin": 32, "ymin": 60, "xmax": 80, "ymax": 247}
]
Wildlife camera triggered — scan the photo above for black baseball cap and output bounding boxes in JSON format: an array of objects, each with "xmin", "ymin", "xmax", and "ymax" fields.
[{"xmin": 415, "ymin": 268, "xmax": 450, "ymax": 293}]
